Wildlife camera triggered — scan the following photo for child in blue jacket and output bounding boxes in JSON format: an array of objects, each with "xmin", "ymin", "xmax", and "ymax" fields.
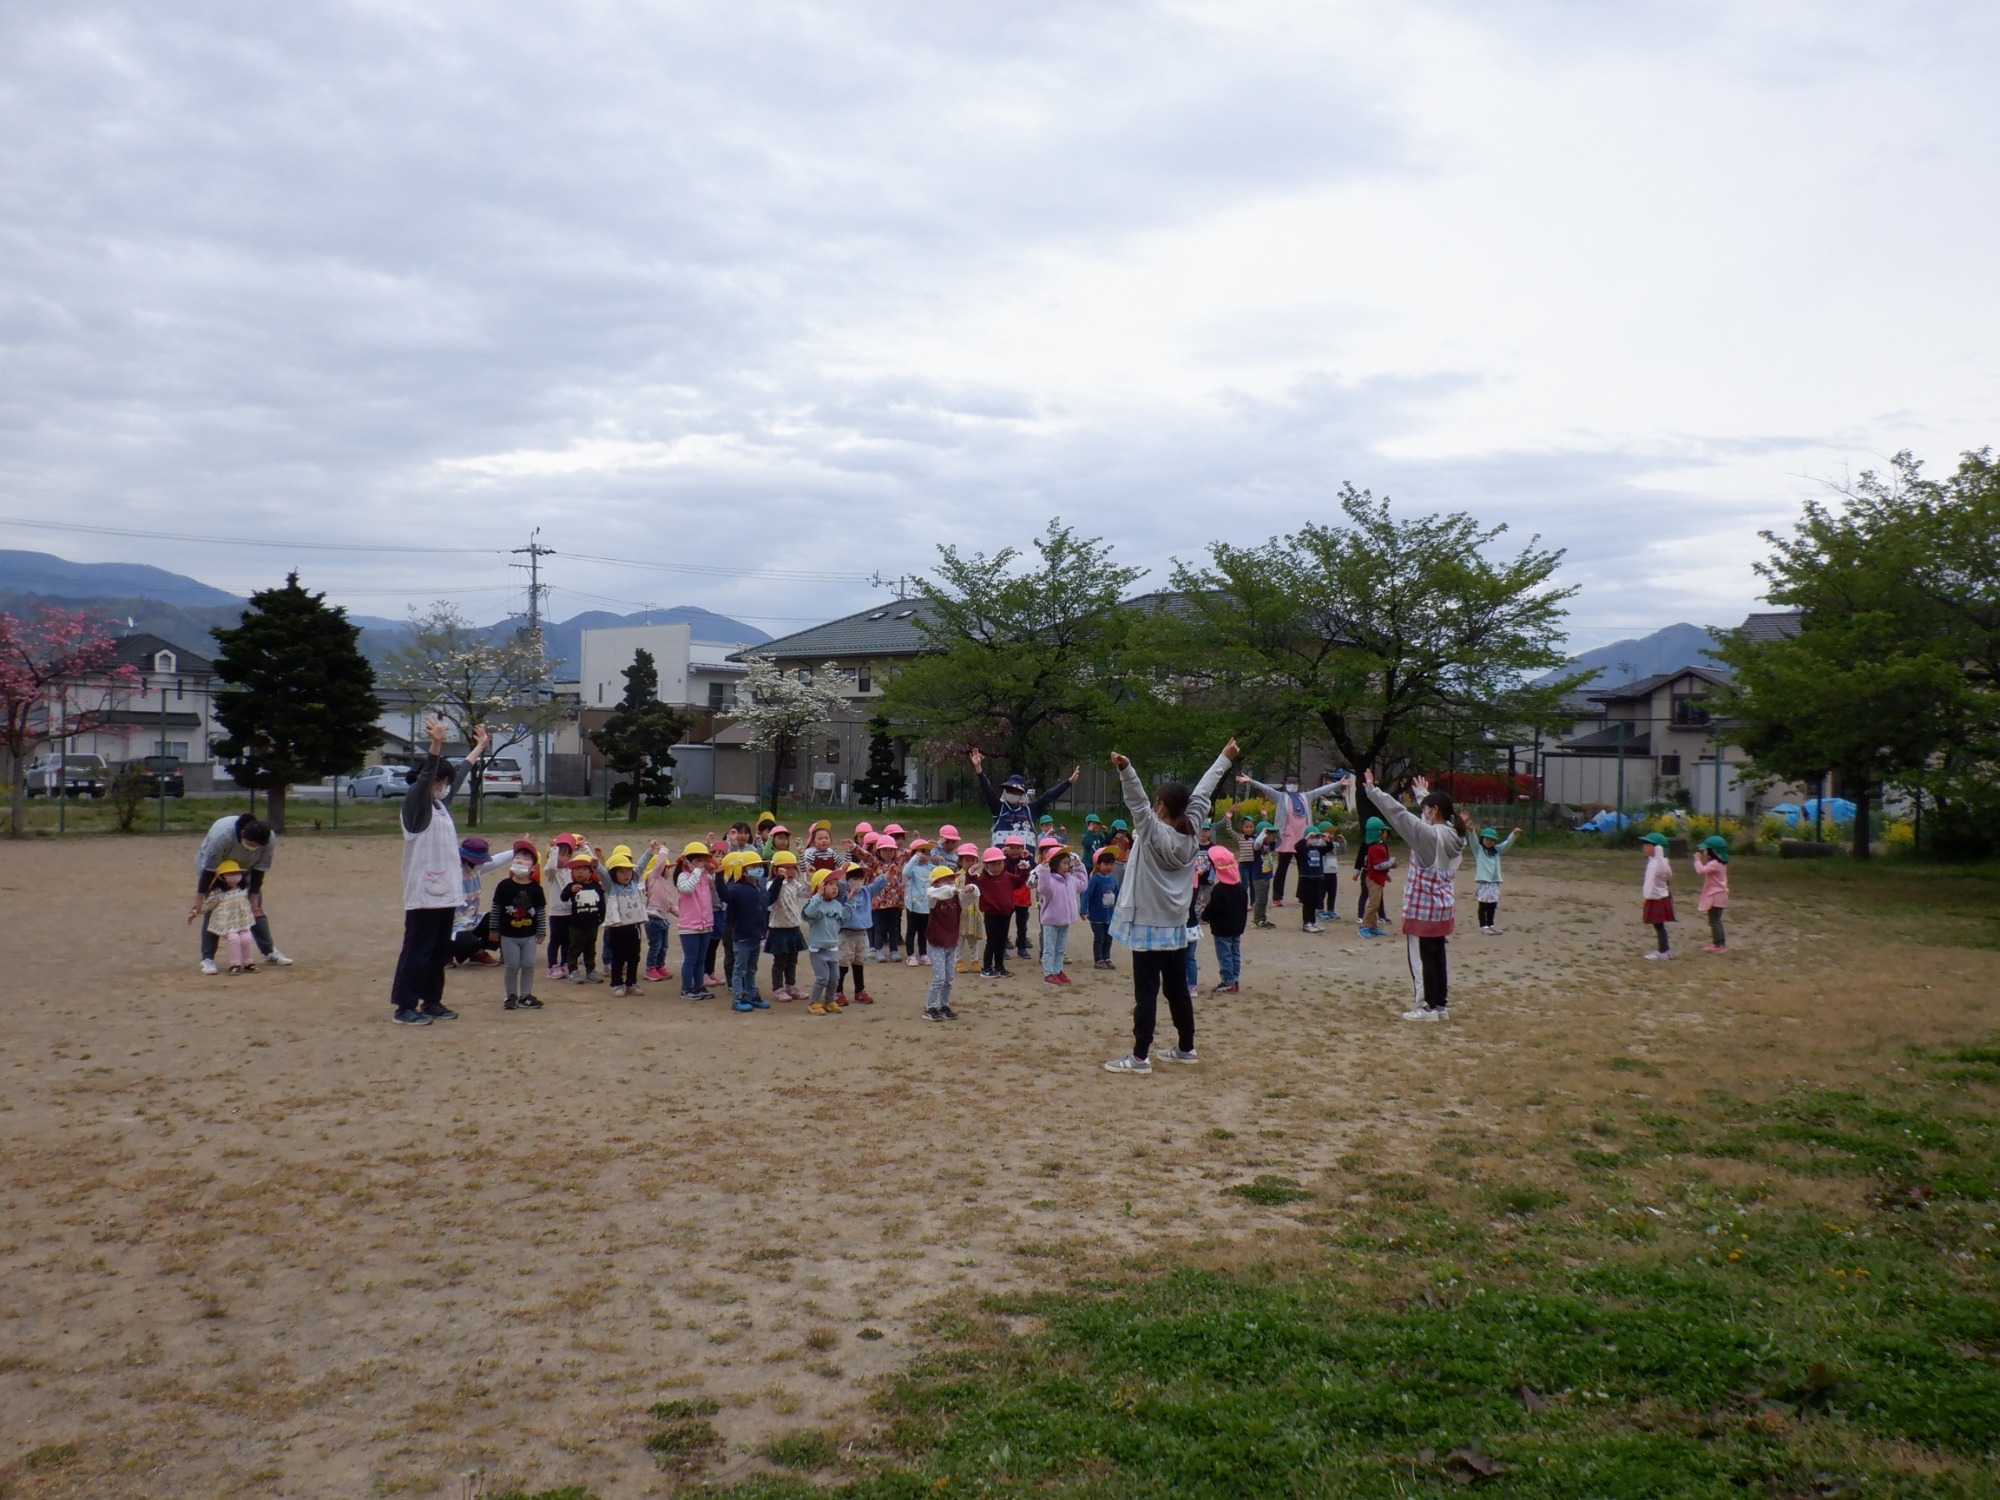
[
  {"xmin": 837, "ymin": 863, "xmax": 887, "ymax": 1004},
  {"xmin": 1084, "ymin": 846, "xmax": 1123, "ymax": 970}
]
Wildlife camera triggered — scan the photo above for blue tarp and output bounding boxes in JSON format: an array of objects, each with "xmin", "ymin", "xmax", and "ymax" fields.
[
  {"xmin": 1803, "ymin": 797, "xmax": 1856, "ymax": 825},
  {"xmin": 1578, "ymin": 810, "xmax": 1633, "ymax": 832}
]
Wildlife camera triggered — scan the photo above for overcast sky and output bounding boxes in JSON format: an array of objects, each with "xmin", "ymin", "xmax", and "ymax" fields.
[{"xmin": 3, "ymin": 1, "xmax": 1996, "ymax": 650}]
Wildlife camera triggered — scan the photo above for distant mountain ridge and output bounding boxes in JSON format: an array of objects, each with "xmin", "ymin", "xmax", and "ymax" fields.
[
  {"xmin": 1546, "ymin": 622, "xmax": 1724, "ymax": 691},
  {"xmin": 0, "ymin": 549, "xmax": 770, "ymax": 670}
]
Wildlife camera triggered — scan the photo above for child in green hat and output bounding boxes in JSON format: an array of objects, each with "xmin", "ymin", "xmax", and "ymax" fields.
[
  {"xmin": 1472, "ymin": 825, "xmax": 1521, "ymax": 934},
  {"xmin": 1358, "ymin": 816, "xmax": 1394, "ymax": 938},
  {"xmin": 1692, "ymin": 834, "xmax": 1730, "ymax": 952},
  {"xmin": 1081, "ymin": 812, "xmax": 1109, "ymax": 864},
  {"xmin": 1640, "ymin": 832, "xmax": 1675, "ymax": 958}
]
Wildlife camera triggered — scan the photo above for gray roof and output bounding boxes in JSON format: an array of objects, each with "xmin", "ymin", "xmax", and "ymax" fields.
[
  {"xmin": 109, "ymin": 631, "xmax": 215, "ymax": 675},
  {"xmin": 1737, "ymin": 610, "xmax": 1803, "ymax": 643},
  {"xmin": 1553, "ymin": 725, "xmax": 1654, "ymax": 756},
  {"xmin": 733, "ymin": 600, "xmax": 940, "ymax": 662},
  {"xmin": 1586, "ymin": 665, "xmax": 1730, "ymax": 704}
]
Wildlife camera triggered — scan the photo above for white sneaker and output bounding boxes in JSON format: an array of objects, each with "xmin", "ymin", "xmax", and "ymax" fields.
[
  {"xmin": 264, "ymin": 950, "xmax": 294, "ymax": 966},
  {"xmin": 1401, "ymin": 1006, "xmax": 1446, "ymax": 1021},
  {"xmin": 1643, "ymin": 950, "xmax": 1671, "ymax": 961},
  {"xmin": 1304, "ymin": 923, "xmax": 1320, "ymax": 933},
  {"xmin": 1156, "ymin": 1045, "xmax": 1199, "ymax": 1064},
  {"xmin": 1103, "ymin": 1053, "xmax": 1153, "ymax": 1075},
  {"xmin": 199, "ymin": 958, "xmax": 218, "ymax": 976}
]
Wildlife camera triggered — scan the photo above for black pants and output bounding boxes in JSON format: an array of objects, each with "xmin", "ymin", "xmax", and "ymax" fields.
[
  {"xmin": 1477, "ymin": 901, "xmax": 1498, "ymax": 929},
  {"xmin": 1708, "ymin": 909, "xmax": 1726, "ymax": 945},
  {"xmin": 1297, "ymin": 876, "xmax": 1325, "ymax": 926},
  {"xmin": 904, "ymin": 909, "xmax": 928, "ymax": 957},
  {"xmin": 1013, "ymin": 906, "xmax": 1030, "ymax": 952},
  {"xmin": 390, "ymin": 907, "xmax": 455, "ymax": 1012},
  {"xmin": 568, "ymin": 920, "xmax": 600, "ymax": 974},
  {"xmin": 1091, "ymin": 920, "xmax": 1113, "ymax": 963},
  {"xmin": 705, "ymin": 930, "xmax": 722, "ymax": 978},
  {"xmin": 982, "ymin": 912, "xmax": 1012, "ymax": 972},
  {"xmin": 1357, "ymin": 876, "xmax": 1369, "ymax": 920},
  {"xmin": 771, "ymin": 950, "xmax": 800, "ymax": 988},
  {"xmin": 202, "ymin": 913, "xmax": 272, "ymax": 961},
  {"xmin": 1131, "ymin": 948, "xmax": 1195, "ymax": 1059},
  {"xmin": 1654, "ymin": 922, "xmax": 1671, "ymax": 953},
  {"xmin": 606, "ymin": 925, "xmax": 640, "ymax": 986},
  {"xmin": 547, "ymin": 914, "xmax": 571, "ymax": 970},
  {"xmin": 1407, "ymin": 934, "xmax": 1448, "ymax": 1010},
  {"xmin": 1273, "ymin": 850, "xmax": 1294, "ymax": 902},
  {"xmin": 873, "ymin": 908, "xmax": 900, "ymax": 954},
  {"xmin": 450, "ymin": 928, "xmax": 489, "ymax": 963}
]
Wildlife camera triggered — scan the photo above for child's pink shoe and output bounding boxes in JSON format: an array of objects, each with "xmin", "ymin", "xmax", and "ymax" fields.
[
  {"xmin": 1700, "ymin": 943, "xmax": 1727, "ymax": 954},
  {"xmin": 548, "ymin": 964, "xmax": 567, "ymax": 980}
]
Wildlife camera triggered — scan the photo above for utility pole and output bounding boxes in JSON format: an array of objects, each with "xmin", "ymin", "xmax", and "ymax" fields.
[{"xmin": 511, "ymin": 530, "xmax": 556, "ymax": 803}]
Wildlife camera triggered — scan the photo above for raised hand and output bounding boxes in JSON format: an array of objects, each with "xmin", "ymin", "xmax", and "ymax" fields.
[
  {"xmin": 1067, "ymin": 765, "xmax": 1081, "ymax": 785},
  {"xmin": 1222, "ymin": 738, "xmax": 1240, "ymax": 761},
  {"xmin": 1410, "ymin": 776, "xmax": 1430, "ymax": 798},
  {"xmin": 424, "ymin": 714, "xmax": 447, "ymax": 753},
  {"xmin": 968, "ymin": 749, "xmax": 984, "ymax": 773},
  {"xmin": 1362, "ymin": 769, "xmax": 1376, "ymax": 788},
  {"xmin": 1109, "ymin": 751, "xmax": 1130, "ymax": 770}
]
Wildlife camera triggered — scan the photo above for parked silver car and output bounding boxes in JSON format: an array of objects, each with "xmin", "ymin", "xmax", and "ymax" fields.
[
  {"xmin": 346, "ymin": 764, "xmax": 412, "ymax": 799},
  {"xmin": 481, "ymin": 756, "xmax": 526, "ymax": 798},
  {"xmin": 23, "ymin": 752, "xmax": 110, "ymax": 797}
]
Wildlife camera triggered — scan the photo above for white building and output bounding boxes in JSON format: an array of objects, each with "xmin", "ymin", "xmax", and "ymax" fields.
[{"xmin": 576, "ymin": 622, "xmax": 754, "ymax": 714}]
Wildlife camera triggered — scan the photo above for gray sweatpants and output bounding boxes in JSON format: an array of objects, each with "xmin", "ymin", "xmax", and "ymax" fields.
[
  {"xmin": 808, "ymin": 948, "xmax": 839, "ymax": 1006},
  {"xmin": 500, "ymin": 934, "xmax": 537, "ymax": 998},
  {"xmin": 926, "ymin": 943, "xmax": 958, "ymax": 1010}
]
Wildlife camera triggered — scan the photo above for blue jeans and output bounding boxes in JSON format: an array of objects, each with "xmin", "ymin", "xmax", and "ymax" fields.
[
  {"xmin": 679, "ymin": 932, "xmax": 708, "ymax": 995},
  {"xmin": 1213, "ymin": 934, "xmax": 1241, "ymax": 985},
  {"xmin": 644, "ymin": 916, "xmax": 670, "ymax": 971},
  {"xmin": 1184, "ymin": 943, "xmax": 1198, "ymax": 990},
  {"xmin": 1041, "ymin": 922, "xmax": 1071, "ymax": 976},
  {"xmin": 1090, "ymin": 920, "xmax": 1113, "ymax": 963},
  {"xmin": 731, "ymin": 939, "xmax": 761, "ymax": 1005}
]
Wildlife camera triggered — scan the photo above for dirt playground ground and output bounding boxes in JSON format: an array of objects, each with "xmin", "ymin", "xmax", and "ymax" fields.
[{"xmin": 2, "ymin": 834, "xmax": 1994, "ymax": 1497}]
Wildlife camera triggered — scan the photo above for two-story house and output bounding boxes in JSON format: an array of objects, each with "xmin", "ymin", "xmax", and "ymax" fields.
[
  {"xmin": 58, "ymin": 632, "xmax": 225, "ymax": 788},
  {"xmin": 1542, "ymin": 665, "xmax": 1761, "ymax": 816}
]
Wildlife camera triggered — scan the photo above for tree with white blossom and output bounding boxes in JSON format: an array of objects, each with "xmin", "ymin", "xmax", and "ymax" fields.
[{"xmin": 735, "ymin": 656, "xmax": 852, "ymax": 812}]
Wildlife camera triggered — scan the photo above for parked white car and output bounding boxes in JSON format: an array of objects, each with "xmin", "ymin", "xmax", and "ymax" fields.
[
  {"xmin": 481, "ymin": 756, "xmax": 526, "ymax": 798},
  {"xmin": 346, "ymin": 764, "xmax": 412, "ymax": 799}
]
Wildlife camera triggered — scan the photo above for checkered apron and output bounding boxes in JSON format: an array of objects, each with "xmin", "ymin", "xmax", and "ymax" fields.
[{"xmin": 1400, "ymin": 862, "xmax": 1456, "ymax": 937}]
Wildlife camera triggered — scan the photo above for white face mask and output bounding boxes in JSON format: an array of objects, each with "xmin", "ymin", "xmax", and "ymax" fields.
[
  {"xmin": 510, "ymin": 860, "xmax": 531, "ymax": 877},
  {"xmin": 1000, "ymin": 790, "xmax": 1028, "ymax": 806}
]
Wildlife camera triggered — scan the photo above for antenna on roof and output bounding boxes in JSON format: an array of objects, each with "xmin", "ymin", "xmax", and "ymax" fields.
[{"xmin": 869, "ymin": 572, "xmax": 917, "ymax": 600}]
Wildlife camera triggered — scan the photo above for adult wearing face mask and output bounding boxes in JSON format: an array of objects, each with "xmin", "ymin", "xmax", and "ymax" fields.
[
  {"xmin": 969, "ymin": 748, "xmax": 1079, "ymax": 850},
  {"xmin": 1236, "ymin": 768, "xmax": 1349, "ymax": 908}
]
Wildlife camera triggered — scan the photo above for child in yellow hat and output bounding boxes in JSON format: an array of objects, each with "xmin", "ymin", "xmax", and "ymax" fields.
[{"xmin": 190, "ymin": 860, "xmax": 259, "ymax": 973}]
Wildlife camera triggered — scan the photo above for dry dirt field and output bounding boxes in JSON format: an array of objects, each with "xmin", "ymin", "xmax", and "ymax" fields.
[{"xmin": 1, "ymin": 834, "xmax": 1994, "ymax": 1497}]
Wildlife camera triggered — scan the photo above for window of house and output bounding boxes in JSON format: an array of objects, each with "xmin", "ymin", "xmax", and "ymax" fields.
[
  {"xmin": 1659, "ymin": 754, "xmax": 1683, "ymax": 776},
  {"xmin": 175, "ymin": 678, "xmax": 184, "ymax": 700},
  {"xmin": 155, "ymin": 739, "xmax": 189, "ymax": 758},
  {"xmin": 154, "ymin": 650, "xmax": 176, "ymax": 674},
  {"xmin": 707, "ymin": 681, "xmax": 734, "ymax": 709},
  {"xmin": 796, "ymin": 669, "xmax": 811, "ymax": 684},
  {"xmin": 857, "ymin": 668, "xmax": 871, "ymax": 693},
  {"xmin": 1670, "ymin": 694, "xmax": 1711, "ymax": 726}
]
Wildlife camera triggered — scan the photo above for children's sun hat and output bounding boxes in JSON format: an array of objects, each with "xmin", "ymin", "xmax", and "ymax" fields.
[
  {"xmin": 1208, "ymin": 847, "xmax": 1241, "ymax": 884},
  {"xmin": 709, "ymin": 840, "xmax": 728, "ymax": 854},
  {"xmin": 1003, "ymin": 833, "xmax": 1027, "ymax": 847},
  {"xmin": 854, "ymin": 821, "xmax": 874, "ymax": 836},
  {"xmin": 1640, "ymin": 832, "xmax": 1670, "ymax": 847},
  {"xmin": 756, "ymin": 810, "xmax": 777, "ymax": 827},
  {"xmin": 604, "ymin": 849, "xmax": 635, "ymax": 871},
  {"xmin": 1038, "ymin": 814, "xmax": 1055, "ymax": 826},
  {"xmin": 570, "ymin": 850, "xmax": 597, "ymax": 865},
  {"xmin": 682, "ymin": 840, "xmax": 710, "ymax": 859},
  {"xmin": 938, "ymin": 823, "xmax": 959, "ymax": 841},
  {"xmin": 956, "ymin": 842, "xmax": 980, "ymax": 858},
  {"xmin": 1479, "ymin": 827, "xmax": 1499, "ymax": 841},
  {"xmin": 909, "ymin": 836, "xmax": 932, "ymax": 849},
  {"xmin": 1111, "ymin": 818, "xmax": 1130, "ymax": 831},
  {"xmin": 769, "ymin": 824, "xmax": 789, "ymax": 836},
  {"xmin": 844, "ymin": 862, "xmax": 866, "ymax": 876},
  {"xmin": 1038, "ymin": 835, "xmax": 1062, "ymax": 848},
  {"xmin": 928, "ymin": 865, "xmax": 957, "ymax": 883},
  {"xmin": 551, "ymin": 832, "xmax": 578, "ymax": 848},
  {"xmin": 883, "ymin": 823, "xmax": 905, "ymax": 836},
  {"xmin": 1093, "ymin": 846, "xmax": 1117, "ymax": 863},
  {"xmin": 982, "ymin": 846, "xmax": 1004, "ymax": 861},
  {"xmin": 771, "ymin": 850, "xmax": 799, "ymax": 867},
  {"xmin": 809, "ymin": 868, "xmax": 835, "ymax": 891},
  {"xmin": 1085, "ymin": 812, "xmax": 1104, "ymax": 825},
  {"xmin": 1699, "ymin": 834, "xmax": 1730, "ymax": 856},
  {"xmin": 212, "ymin": 859, "xmax": 243, "ymax": 875},
  {"xmin": 1364, "ymin": 817, "xmax": 1387, "ymax": 841}
]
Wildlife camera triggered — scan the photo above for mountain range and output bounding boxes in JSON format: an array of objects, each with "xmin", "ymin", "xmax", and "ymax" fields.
[
  {"xmin": 0, "ymin": 549, "xmax": 769, "ymax": 672},
  {"xmin": 1549, "ymin": 622, "xmax": 1724, "ymax": 690}
]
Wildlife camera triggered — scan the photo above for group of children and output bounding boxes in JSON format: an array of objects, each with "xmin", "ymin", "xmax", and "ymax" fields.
[{"xmin": 407, "ymin": 770, "xmax": 1735, "ymax": 1034}]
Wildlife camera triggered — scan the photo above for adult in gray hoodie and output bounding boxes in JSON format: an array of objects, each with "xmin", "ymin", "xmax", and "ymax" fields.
[{"xmin": 1102, "ymin": 737, "xmax": 1238, "ymax": 1076}]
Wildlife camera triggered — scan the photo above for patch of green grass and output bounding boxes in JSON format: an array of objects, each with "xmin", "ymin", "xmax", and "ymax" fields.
[
  {"xmin": 23, "ymin": 1441, "xmax": 80, "ymax": 1470},
  {"xmin": 762, "ymin": 1428, "xmax": 838, "ymax": 1470},
  {"xmin": 646, "ymin": 1397, "xmax": 722, "ymax": 1464},
  {"xmin": 1225, "ymin": 1174, "xmax": 1312, "ymax": 1206},
  {"xmin": 710, "ymin": 1037, "xmax": 2000, "ymax": 1499},
  {"xmin": 487, "ymin": 1488, "xmax": 599, "ymax": 1500}
]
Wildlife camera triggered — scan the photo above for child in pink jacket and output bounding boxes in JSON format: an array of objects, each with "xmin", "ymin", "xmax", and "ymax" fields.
[
  {"xmin": 1692, "ymin": 835, "xmax": 1731, "ymax": 952},
  {"xmin": 1028, "ymin": 849, "xmax": 1088, "ymax": 985}
]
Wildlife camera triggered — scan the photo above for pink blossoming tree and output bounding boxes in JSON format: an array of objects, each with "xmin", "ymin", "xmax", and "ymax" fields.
[{"xmin": 0, "ymin": 605, "xmax": 136, "ymax": 838}]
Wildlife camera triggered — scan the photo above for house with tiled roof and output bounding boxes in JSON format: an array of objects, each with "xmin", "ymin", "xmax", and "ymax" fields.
[{"xmin": 49, "ymin": 631, "xmax": 227, "ymax": 785}]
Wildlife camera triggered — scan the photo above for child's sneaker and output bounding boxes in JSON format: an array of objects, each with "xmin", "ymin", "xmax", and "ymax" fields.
[
  {"xmin": 1304, "ymin": 922, "xmax": 1320, "ymax": 933},
  {"xmin": 1701, "ymin": 943, "xmax": 1728, "ymax": 953},
  {"xmin": 518, "ymin": 994, "xmax": 543, "ymax": 1009},
  {"xmin": 1044, "ymin": 974, "xmax": 1062, "ymax": 986},
  {"xmin": 924, "ymin": 1007, "xmax": 946, "ymax": 1022},
  {"xmin": 227, "ymin": 964, "xmax": 244, "ymax": 975},
  {"xmin": 1219, "ymin": 982, "xmax": 1240, "ymax": 995},
  {"xmin": 731, "ymin": 999, "xmax": 754, "ymax": 1012},
  {"xmin": 242, "ymin": 963, "xmax": 258, "ymax": 974},
  {"xmin": 199, "ymin": 957, "xmax": 219, "ymax": 975},
  {"xmin": 571, "ymin": 969, "xmax": 588, "ymax": 983},
  {"xmin": 750, "ymin": 995, "xmax": 771, "ymax": 1009},
  {"xmin": 808, "ymin": 1000, "xmax": 832, "ymax": 1015},
  {"xmin": 1402, "ymin": 1005, "xmax": 1446, "ymax": 1021},
  {"xmin": 392, "ymin": 1007, "xmax": 432, "ymax": 1026},
  {"xmin": 1103, "ymin": 1053, "xmax": 1152, "ymax": 1075},
  {"xmin": 1156, "ymin": 1045, "xmax": 1198, "ymax": 1064},
  {"xmin": 853, "ymin": 990, "xmax": 875, "ymax": 1005},
  {"xmin": 265, "ymin": 950, "xmax": 294, "ymax": 966},
  {"xmin": 1643, "ymin": 950, "xmax": 1671, "ymax": 961},
  {"xmin": 940, "ymin": 1004, "xmax": 958, "ymax": 1020},
  {"xmin": 547, "ymin": 964, "xmax": 566, "ymax": 980},
  {"xmin": 504, "ymin": 995, "xmax": 521, "ymax": 1010},
  {"xmin": 1055, "ymin": 973, "xmax": 1073, "ymax": 985}
]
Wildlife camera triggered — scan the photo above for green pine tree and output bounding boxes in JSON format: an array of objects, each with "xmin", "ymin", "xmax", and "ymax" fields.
[
  {"xmin": 210, "ymin": 572, "xmax": 383, "ymax": 832},
  {"xmin": 853, "ymin": 718, "xmax": 907, "ymax": 808},
  {"xmin": 592, "ymin": 649, "xmax": 689, "ymax": 820}
]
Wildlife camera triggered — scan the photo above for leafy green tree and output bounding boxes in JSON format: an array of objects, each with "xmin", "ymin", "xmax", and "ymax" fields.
[
  {"xmin": 210, "ymin": 572, "xmax": 383, "ymax": 833},
  {"xmin": 1156, "ymin": 486, "xmax": 1583, "ymax": 779},
  {"xmin": 1714, "ymin": 450, "xmax": 1994, "ymax": 858},
  {"xmin": 853, "ymin": 718, "xmax": 906, "ymax": 807},
  {"xmin": 880, "ymin": 520, "xmax": 1144, "ymax": 787},
  {"xmin": 590, "ymin": 648, "xmax": 689, "ymax": 820}
]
